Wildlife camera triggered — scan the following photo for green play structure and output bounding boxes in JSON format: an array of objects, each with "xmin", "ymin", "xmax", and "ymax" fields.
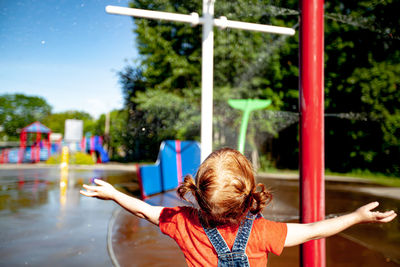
[{"xmin": 228, "ymin": 99, "xmax": 271, "ymax": 153}]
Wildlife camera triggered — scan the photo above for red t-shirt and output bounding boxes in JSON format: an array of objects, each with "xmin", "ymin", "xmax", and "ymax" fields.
[{"xmin": 159, "ymin": 206, "xmax": 287, "ymax": 267}]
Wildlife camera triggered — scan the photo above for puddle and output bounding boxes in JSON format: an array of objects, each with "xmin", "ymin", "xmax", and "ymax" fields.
[{"xmin": 0, "ymin": 166, "xmax": 137, "ymax": 266}]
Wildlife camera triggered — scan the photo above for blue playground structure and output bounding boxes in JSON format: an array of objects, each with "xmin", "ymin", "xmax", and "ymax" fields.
[
  {"xmin": 137, "ymin": 140, "xmax": 201, "ymax": 199},
  {"xmin": 81, "ymin": 135, "xmax": 109, "ymax": 163}
]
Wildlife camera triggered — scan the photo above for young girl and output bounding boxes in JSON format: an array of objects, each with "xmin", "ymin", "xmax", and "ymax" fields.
[{"xmin": 80, "ymin": 148, "xmax": 396, "ymax": 266}]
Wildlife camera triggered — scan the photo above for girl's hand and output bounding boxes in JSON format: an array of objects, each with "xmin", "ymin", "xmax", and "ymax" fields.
[
  {"xmin": 355, "ymin": 201, "xmax": 397, "ymax": 223},
  {"xmin": 80, "ymin": 179, "xmax": 117, "ymax": 200}
]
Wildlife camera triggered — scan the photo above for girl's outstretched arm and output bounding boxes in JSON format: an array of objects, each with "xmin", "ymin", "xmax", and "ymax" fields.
[
  {"xmin": 284, "ymin": 201, "xmax": 397, "ymax": 247},
  {"xmin": 80, "ymin": 179, "xmax": 164, "ymax": 226}
]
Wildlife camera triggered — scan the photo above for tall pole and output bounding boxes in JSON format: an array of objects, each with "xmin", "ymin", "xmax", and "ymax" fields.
[
  {"xmin": 299, "ymin": 0, "xmax": 325, "ymax": 266},
  {"xmin": 200, "ymin": 0, "xmax": 215, "ymax": 162}
]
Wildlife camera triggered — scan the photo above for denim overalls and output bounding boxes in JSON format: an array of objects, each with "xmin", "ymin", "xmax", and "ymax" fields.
[{"xmin": 200, "ymin": 212, "xmax": 262, "ymax": 267}]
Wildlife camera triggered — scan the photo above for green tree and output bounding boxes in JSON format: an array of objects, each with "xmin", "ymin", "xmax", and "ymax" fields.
[
  {"xmin": 0, "ymin": 94, "xmax": 52, "ymax": 141},
  {"xmin": 107, "ymin": 109, "xmax": 130, "ymax": 161},
  {"xmin": 340, "ymin": 62, "xmax": 400, "ymax": 174},
  {"xmin": 323, "ymin": 0, "xmax": 400, "ymax": 175},
  {"xmin": 42, "ymin": 111, "xmax": 93, "ymax": 135}
]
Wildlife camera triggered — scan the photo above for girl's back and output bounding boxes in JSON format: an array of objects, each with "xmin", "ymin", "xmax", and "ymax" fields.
[{"xmin": 159, "ymin": 206, "xmax": 287, "ymax": 266}]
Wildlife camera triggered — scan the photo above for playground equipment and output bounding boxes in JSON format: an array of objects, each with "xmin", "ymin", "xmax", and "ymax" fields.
[
  {"xmin": 0, "ymin": 121, "xmax": 60, "ymax": 164},
  {"xmin": 60, "ymin": 146, "xmax": 69, "ymax": 206},
  {"xmin": 60, "ymin": 146, "xmax": 69, "ymax": 170},
  {"xmin": 137, "ymin": 140, "xmax": 201, "ymax": 199},
  {"xmin": 18, "ymin": 121, "xmax": 52, "ymax": 163},
  {"xmin": 228, "ymin": 99, "xmax": 272, "ymax": 154},
  {"xmin": 0, "ymin": 122, "xmax": 108, "ymax": 164},
  {"xmin": 81, "ymin": 135, "xmax": 109, "ymax": 163},
  {"xmin": 299, "ymin": 1, "xmax": 325, "ymax": 266}
]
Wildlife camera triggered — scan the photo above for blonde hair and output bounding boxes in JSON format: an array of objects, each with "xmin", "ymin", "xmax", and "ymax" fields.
[{"xmin": 177, "ymin": 148, "xmax": 272, "ymax": 228}]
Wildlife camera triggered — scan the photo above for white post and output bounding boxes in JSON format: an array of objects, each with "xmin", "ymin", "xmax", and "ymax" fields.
[
  {"xmin": 105, "ymin": 5, "xmax": 296, "ymax": 35},
  {"xmin": 200, "ymin": 0, "xmax": 215, "ymax": 162}
]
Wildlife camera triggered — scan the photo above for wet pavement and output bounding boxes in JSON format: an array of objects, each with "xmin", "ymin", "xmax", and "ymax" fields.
[
  {"xmin": 265, "ymin": 178, "xmax": 400, "ymax": 266},
  {"xmin": 0, "ymin": 166, "xmax": 136, "ymax": 266},
  {"xmin": 0, "ymin": 165, "xmax": 399, "ymax": 266}
]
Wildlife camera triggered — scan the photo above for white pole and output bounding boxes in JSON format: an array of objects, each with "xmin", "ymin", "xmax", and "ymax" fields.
[
  {"xmin": 200, "ymin": 0, "xmax": 215, "ymax": 162},
  {"xmin": 214, "ymin": 16, "xmax": 295, "ymax": 35},
  {"xmin": 105, "ymin": 6, "xmax": 201, "ymax": 25},
  {"xmin": 106, "ymin": 5, "xmax": 295, "ymax": 36}
]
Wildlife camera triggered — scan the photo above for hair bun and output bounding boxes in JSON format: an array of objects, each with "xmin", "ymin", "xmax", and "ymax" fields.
[
  {"xmin": 249, "ymin": 183, "xmax": 273, "ymax": 214},
  {"xmin": 177, "ymin": 175, "xmax": 197, "ymax": 202}
]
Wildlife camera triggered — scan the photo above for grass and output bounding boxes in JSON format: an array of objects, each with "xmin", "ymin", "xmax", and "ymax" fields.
[
  {"xmin": 259, "ymin": 165, "xmax": 400, "ymax": 187},
  {"xmin": 325, "ymin": 170, "xmax": 400, "ymax": 187}
]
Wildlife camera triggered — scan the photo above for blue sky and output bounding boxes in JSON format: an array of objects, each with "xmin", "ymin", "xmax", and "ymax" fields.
[{"xmin": 0, "ymin": 0, "xmax": 138, "ymax": 118}]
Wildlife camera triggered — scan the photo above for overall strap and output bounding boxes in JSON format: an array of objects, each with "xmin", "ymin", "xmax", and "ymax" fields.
[
  {"xmin": 231, "ymin": 212, "xmax": 259, "ymax": 253},
  {"xmin": 199, "ymin": 213, "xmax": 231, "ymax": 255},
  {"xmin": 199, "ymin": 212, "xmax": 262, "ymax": 255}
]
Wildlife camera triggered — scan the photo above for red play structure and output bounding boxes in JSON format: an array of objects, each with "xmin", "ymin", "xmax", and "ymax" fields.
[{"xmin": 18, "ymin": 121, "xmax": 52, "ymax": 163}]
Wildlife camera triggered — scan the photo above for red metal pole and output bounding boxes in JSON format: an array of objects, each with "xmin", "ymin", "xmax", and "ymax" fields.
[
  {"xmin": 47, "ymin": 132, "xmax": 52, "ymax": 159},
  {"xmin": 299, "ymin": 0, "xmax": 325, "ymax": 266},
  {"xmin": 18, "ymin": 132, "xmax": 26, "ymax": 164},
  {"xmin": 36, "ymin": 132, "xmax": 41, "ymax": 163}
]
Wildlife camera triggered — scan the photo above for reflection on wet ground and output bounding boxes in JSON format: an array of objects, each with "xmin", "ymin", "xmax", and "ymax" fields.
[
  {"xmin": 0, "ymin": 167, "xmax": 136, "ymax": 266},
  {"xmin": 264, "ymin": 178, "xmax": 400, "ymax": 266},
  {"xmin": 0, "ymin": 167, "xmax": 399, "ymax": 266}
]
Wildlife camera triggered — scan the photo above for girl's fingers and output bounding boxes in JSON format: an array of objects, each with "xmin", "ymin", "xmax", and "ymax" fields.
[
  {"xmin": 375, "ymin": 210, "xmax": 395, "ymax": 219},
  {"xmin": 378, "ymin": 213, "xmax": 397, "ymax": 223},
  {"xmin": 83, "ymin": 184, "xmax": 97, "ymax": 191},
  {"xmin": 364, "ymin": 201, "xmax": 379, "ymax": 211},
  {"xmin": 94, "ymin": 179, "xmax": 108, "ymax": 186},
  {"xmin": 80, "ymin": 190, "xmax": 97, "ymax": 197}
]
